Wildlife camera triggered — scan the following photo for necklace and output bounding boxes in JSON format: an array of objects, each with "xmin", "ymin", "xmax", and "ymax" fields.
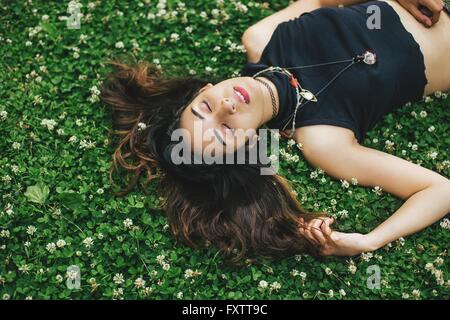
[
  {"xmin": 251, "ymin": 50, "xmax": 377, "ymax": 138},
  {"xmin": 254, "ymin": 77, "xmax": 278, "ymax": 120}
]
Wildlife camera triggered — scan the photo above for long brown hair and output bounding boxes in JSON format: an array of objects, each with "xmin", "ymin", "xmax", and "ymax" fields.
[{"xmin": 100, "ymin": 57, "xmax": 327, "ymax": 265}]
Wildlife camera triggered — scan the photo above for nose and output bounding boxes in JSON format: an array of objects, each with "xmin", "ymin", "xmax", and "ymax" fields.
[{"xmin": 222, "ymin": 97, "xmax": 236, "ymax": 114}]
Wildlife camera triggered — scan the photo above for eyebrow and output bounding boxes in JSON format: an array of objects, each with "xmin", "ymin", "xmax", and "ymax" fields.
[{"xmin": 190, "ymin": 106, "xmax": 226, "ymax": 146}]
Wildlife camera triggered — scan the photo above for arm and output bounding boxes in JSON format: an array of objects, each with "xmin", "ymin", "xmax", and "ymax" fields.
[
  {"xmin": 241, "ymin": 0, "xmax": 370, "ymax": 63},
  {"xmin": 298, "ymin": 140, "xmax": 450, "ymax": 256}
]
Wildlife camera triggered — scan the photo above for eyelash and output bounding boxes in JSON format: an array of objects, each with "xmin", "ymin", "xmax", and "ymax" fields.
[
  {"xmin": 201, "ymin": 100, "xmax": 234, "ymax": 135},
  {"xmin": 202, "ymin": 100, "xmax": 212, "ymax": 112}
]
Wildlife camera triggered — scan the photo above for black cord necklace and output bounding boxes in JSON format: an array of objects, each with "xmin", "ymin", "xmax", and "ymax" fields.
[{"xmin": 251, "ymin": 50, "xmax": 377, "ymax": 137}]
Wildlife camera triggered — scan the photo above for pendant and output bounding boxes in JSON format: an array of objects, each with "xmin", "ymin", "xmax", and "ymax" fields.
[
  {"xmin": 299, "ymin": 89, "xmax": 317, "ymax": 102},
  {"xmin": 289, "ymin": 75, "xmax": 299, "ymax": 88},
  {"xmin": 362, "ymin": 50, "xmax": 377, "ymax": 65}
]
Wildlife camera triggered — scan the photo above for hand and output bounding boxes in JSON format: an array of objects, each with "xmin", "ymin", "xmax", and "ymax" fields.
[
  {"xmin": 298, "ymin": 217, "xmax": 374, "ymax": 256},
  {"xmin": 397, "ymin": 0, "xmax": 445, "ymax": 27}
]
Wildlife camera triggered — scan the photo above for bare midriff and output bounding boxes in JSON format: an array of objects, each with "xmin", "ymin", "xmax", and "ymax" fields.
[{"xmin": 381, "ymin": 0, "xmax": 450, "ymax": 94}]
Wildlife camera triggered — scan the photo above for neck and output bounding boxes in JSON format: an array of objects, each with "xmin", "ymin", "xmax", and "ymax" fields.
[{"xmin": 254, "ymin": 76, "xmax": 279, "ymax": 126}]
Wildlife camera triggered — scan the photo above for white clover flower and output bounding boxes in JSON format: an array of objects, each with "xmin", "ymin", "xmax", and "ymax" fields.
[
  {"xmin": 79, "ymin": 139, "xmax": 96, "ymax": 150},
  {"xmin": 372, "ymin": 186, "xmax": 383, "ymax": 196},
  {"xmin": 113, "ymin": 273, "xmax": 125, "ymax": 285},
  {"xmin": 170, "ymin": 33, "xmax": 179, "ymax": 42},
  {"xmin": 310, "ymin": 171, "xmax": 318, "ymax": 179},
  {"xmin": 258, "ymin": 280, "xmax": 268, "ymax": 289},
  {"xmin": 300, "ymin": 272, "xmax": 307, "ymax": 280},
  {"xmin": 96, "ymin": 188, "xmax": 104, "ymax": 194},
  {"xmin": 339, "ymin": 289, "xmax": 346, "ymax": 296},
  {"xmin": 156, "ymin": 254, "xmax": 165, "ymax": 264},
  {"xmin": 12, "ymin": 142, "xmax": 21, "ymax": 150},
  {"xmin": 83, "ymin": 236, "xmax": 94, "ymax": 248},
  {"xmin": 340, "ymin": 179, "xmax": 350, "ymax": 189},
  {"xmin": 113, "ymin": 288, "xmax": 124, "ymax": 299},
  {"xmin": 396, "ymin": 237, "xmax": 405, "ymax": 247},
  {"xmin": 427, "ymin": 151, "xmax": 438, "ymax": 160},
  {"xmin": 137, "ymin": 122, "xmax": 147, "ymax": 131},
  {"xmin": 427, "ymin": 125, "xmax": 435, "ymax": 132},
  {"xmin": 79, "ymin": 34, "xmax": 87, "ymax": 43},
  {"xmin": 162, "ymin": 263, "xmax": 170, "ymax": 271},
  {"xmin": 412, "ymin": 289, "xmax": 420, "ymax": 300},
  {"xmin": 90, "ymin": 85, "xmax": 100, "ymax": 96},
  {"xmin": 0, "ymin": 110, "xmax": 7, "ymax": 120},
  {"xmin": 425, "ymin": 262, "xmax": 434, "ymax": 272},
  {"xmin": 290, "ymin": 269, "xmax": 300, "ymax": 277},
  {"xmin": 361, "ymin": 252, "xmax": 373, "ymax": 262},
  {"xmin": 56, "ymin": 239, "xmax": 66, "ymax": 248},
  {"xmin": 419, "ymin": 110, "xmax": 428, "ymax": 118},
  {"xmin": 270, "ymin": 281, "xmax": 281, "ymax": 291},
  {"xmin": 411, "ymin": 144, "xmax": 418, "ymax": 151},
  {"xmin": 235, "ymin": 2, "xmax": 248, "ymax": 13},
  {"xmin": 176, "ymin": 291, "xmax": 183, "ymax": 299},
  {"xmin": 41, "ymin": 118, "xmax": 58, "ymax": 131},
  {"xmin": 402, "ymin": 292, "xmax": 410, "ymax": 299},
  {"xmin": 423, "ymin": 96, "xmax": 433, "ymax": 103},
  {"xmin": 25, "ymin": 40, "xmax": 32, "ymax": 46},
  {"xmin": 46, "ymin": 242, "xmax": 56, "ymax": 253},
  {"xmin": 134, "ymin": 277, "xmax": 146, "ymax": 289},
  {"xmin": 439, "ymin": 218, "xmax": 450, "ymax": 229},
  {"xmin": 325, "ymin": 267, "xmax": 333, "ymax": 275},
  {"xmin": 115, "ymin": 41, "xmax": 124, "ymax": 49},
  {"xmin": 434, "ymin": 257, "xmax": 444, "ymax": 265},
  {"xmin": 19, "ymin": 264, "xmax": 30, "ymax": 274},
  {"xmin": 184, "ymin": 269, "xmax": 194, "ymax": 279},
  {"xmin": 205, "ymin": 66, "xmax": 213, "ymax": 74},
  {"xmin": 123, "ymin": 218, "xmax": 133, "ymax": 229},
  {"xmin": 348, "ymin": 261, "xmax": 357, "ymax": 274},
  {"xmin": 200, "ymin": 11, "xmax": 207, "ymax": 18}
]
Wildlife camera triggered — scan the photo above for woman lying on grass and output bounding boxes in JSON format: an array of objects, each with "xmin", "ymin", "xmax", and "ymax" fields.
[{"xmin": 100, "ymin": 0, "xmax": 450, "ymax": 264}]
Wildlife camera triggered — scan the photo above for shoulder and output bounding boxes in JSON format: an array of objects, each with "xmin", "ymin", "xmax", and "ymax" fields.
[{"xmin": 292, "ymin": 125, "xmax": 358, "ymax": 154}]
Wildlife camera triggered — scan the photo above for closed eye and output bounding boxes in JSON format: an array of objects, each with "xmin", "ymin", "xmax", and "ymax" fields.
[{"xmin": 203, "ymin": 100, "xmax": 212, "ymax": 112}]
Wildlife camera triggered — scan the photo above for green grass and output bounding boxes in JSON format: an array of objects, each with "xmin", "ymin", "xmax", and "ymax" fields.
[{"xmin": 0, "ymin": 0, "xmax": 449, "ymax": 300}]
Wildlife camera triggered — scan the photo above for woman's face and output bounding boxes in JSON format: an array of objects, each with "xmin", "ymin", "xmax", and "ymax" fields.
[{"xmin": 179, "ymin": 76, "xmax": 272, "ymax": 156}]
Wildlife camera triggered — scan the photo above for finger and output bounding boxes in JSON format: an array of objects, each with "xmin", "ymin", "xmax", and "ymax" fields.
[
  {"xmin": 303, "ymin": 228, "xmax": 320, "ymax": 247},
  {"xmin": 324, "ymin": 217, "xmax": 335, "ymax": 226},
  {"xmin": 420, "ymin": 0, "xmax": 443, "ymax": 12},
  {"xmin": 410, "ymin": 4, "xmax": 433, "ymax": 26},
  {"xmin": 419, "ymin": 0, "xmax": 443, "ymax": 24},
  {"xmin": 320, "ymin": 219, "xmax": 333, "ymax": 239},
  {"xmin": 309, "ymin": 219, "xmax": 328, "ymax": 245}
]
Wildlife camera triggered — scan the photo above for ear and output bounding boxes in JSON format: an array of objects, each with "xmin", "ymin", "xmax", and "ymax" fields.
[{"xmin": 199, "ymin": 83, "xmax": 213, "ymax": 93}]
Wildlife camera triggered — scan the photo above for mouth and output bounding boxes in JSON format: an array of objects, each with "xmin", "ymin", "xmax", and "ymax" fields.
[{"xmin": 233, "ymin": 86, "xmax": 250, "ymax": 104}]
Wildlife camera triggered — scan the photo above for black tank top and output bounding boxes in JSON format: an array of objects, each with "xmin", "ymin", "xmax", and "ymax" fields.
[{"xmin": 240, "ymin": 0, "xmax": 428, "ymax": 144}]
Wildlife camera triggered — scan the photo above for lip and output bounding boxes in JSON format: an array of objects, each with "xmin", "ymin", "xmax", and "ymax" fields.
[{"xmin": 233, "ymin": 86, "xmax": 250, "ymax": 104}]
